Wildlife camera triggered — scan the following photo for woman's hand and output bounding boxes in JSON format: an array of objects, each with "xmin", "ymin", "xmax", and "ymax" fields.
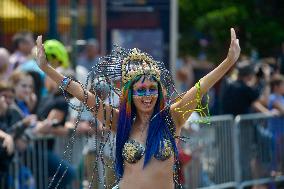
[
  {"xmin": 36, "ymin": 36, "xmax": 48, "ymax": 68},
  {"xmin": 226, "ymin": 28, "xmax": 241, "ymax": 63}
]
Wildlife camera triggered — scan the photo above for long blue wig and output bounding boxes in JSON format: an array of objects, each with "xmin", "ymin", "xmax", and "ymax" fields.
[{"xmin": 115, "ymin": 75, "xmax": 178, "ymax": 179}]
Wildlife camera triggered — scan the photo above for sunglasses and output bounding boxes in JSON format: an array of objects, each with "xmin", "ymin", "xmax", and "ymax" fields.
[{"xmin": 133, "ymin": 87, "xmax": 158, "ymax": 97}]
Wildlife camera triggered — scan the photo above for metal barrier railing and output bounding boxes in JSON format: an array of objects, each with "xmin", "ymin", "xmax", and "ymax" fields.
[
  {"xmin": 5, "ymin": 137, "xmax": 50, "ymax": 189},
  {"xmin": 183, "ymin": 115, "xmax": 237, "ymax": 189},
  {"xmin": 184, "ymin": 113, "xmax": 284, "ymax": 189},
  {"xmin": 1, "ymin": 113, "xmax": 284, "ymax": 189},
  {"xmin": 3, "ymin": 135, "xmax": 82, "ymax": 189},
  {"xmin": 235, "ymin": 113, "xmax": 284, "ymax": 189}
]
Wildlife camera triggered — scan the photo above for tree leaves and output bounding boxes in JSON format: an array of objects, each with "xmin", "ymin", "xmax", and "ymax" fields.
[{"xmin": 179, "ymin": 0, "xmax": 284, "ymax": 61}]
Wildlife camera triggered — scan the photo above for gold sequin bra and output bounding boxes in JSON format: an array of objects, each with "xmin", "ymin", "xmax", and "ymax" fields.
[{"xmin": 122, "ymin": 139, "xmax": 173, "ymax": 164}]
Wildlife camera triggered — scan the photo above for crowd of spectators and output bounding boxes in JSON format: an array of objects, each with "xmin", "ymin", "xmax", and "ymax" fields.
[{"xmin": 0, "ymin": 30, "xmax": 105, "ymax": 188}]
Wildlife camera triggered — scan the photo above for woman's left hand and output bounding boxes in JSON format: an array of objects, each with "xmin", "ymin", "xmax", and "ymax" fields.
[{"xmin": 226, "ymin": 28, "xmax": 241, "ymax": 63}]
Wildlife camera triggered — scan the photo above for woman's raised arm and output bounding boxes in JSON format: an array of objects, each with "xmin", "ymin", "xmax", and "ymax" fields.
[
  {"xmin": 171, "ymin": 28, "xmax": 241, "ymax": 129},
  {"xmin": 36, "ymin": 36, "xmax": 119, "ymax": 131}
]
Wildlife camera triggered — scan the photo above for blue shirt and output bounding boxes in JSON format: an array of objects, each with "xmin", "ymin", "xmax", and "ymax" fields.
[
  {"xmin": 16, "ymin": 100, "xmax": 30, "ymax": 117},
  {"xmin": 268, "ymin": 94, "xmax": 284, "ymax": 136}
]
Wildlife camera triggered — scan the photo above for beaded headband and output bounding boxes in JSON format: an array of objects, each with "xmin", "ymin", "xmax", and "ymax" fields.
[
  {"xmin": 95, "ymin": 46, "xmax": 175, "ymax": 99},
  {"xmin": 121, "ymin": 48, "xmax": 161, "ymax": 84}
]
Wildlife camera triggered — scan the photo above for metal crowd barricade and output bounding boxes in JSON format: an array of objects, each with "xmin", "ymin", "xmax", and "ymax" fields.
[
  {"xmin": 182, "ymin": 115, "xmax": 237, "ymax": 189},
  {"xmin": 183, "ymin": 113, "xmax": 284, "ymax": 189},
  {"xmin": 5, "ymin": 136, "xmax": 49, "ymax": 189},
  {"xmin": 235, "ymin": 113, "xmax": 284, "ymax": 189},
  {"xmin": 4, "ymin": 135, "xmax": 85, "ymax": 189},
  {"xmin": 3, "ymin": 113, "xmax": 284, "ymax": 189}
]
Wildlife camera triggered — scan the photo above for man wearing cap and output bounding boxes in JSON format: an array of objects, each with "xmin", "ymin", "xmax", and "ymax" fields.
[{"xmin": 220, "ymin": 60, "xmax": 271, "ymax": 115}]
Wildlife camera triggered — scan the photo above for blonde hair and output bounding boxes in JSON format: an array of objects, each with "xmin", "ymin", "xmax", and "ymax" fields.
[
  {"xmin": 9, "ymin": 71, "xmax": 31, "ymax": 86},
  {"xmin": 0, "ymin": 81, "xmax": 13, "ymax": 93}
]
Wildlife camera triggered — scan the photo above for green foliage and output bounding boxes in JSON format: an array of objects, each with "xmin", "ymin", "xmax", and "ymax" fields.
[{"xmin": 179, "ymin": 0, "xmax": 284, "ymax": 62}]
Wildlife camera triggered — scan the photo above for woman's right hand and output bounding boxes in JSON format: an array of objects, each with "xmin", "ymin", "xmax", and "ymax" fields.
[{"xmin": 36, "ymin": 36, "xmax": 48, "ymax": 68}]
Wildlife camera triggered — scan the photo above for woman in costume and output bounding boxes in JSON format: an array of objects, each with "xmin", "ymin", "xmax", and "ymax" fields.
[{"xmin": 35, "ymin": 28, "xmax": 240, "ymax": 189}]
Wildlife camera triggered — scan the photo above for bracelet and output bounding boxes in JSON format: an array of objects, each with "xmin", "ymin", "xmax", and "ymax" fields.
[{"xmin": 59, "ymin": 77, "xmax": 71, "ymax": 91}]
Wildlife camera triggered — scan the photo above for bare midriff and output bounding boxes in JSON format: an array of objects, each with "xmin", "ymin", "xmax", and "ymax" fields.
[{"xmin": 118, "ymin": 156, "xmax": 175, "ymax": 189}]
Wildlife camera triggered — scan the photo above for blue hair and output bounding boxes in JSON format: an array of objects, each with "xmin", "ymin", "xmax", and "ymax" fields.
[{"xmin": 115, "ymin": 75, "xmax": 178, "ymax": 179}]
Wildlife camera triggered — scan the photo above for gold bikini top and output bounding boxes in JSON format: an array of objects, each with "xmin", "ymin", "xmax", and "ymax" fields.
[{"xmin": 122, "ymin": 139, "xmax": 173, "ymax": 164}]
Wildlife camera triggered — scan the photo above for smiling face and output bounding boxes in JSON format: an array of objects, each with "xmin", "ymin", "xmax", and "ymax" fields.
[{"xmin": 132, "ymin": 76, "xmax": 159, "ymax": 114}]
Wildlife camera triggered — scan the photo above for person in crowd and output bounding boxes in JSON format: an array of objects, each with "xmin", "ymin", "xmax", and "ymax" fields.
[
  {"xmin": 25, "ymin": 71, "xmax": 45, "ymax": 113},
  {"xmin": 9, "ymin": 71, "xmax": 37, "ymax": 116},
  {"xmin": 17, "ymin": 46, "xmax": 46, "ymax": 105},
  {"xmin": 0, "ymin": 81, "xmax": 37, "ymax": 189},
  {"xmin": 0, "ymin": 91, "xmax": 14, "ymax": 183},
  {"xmin": 254, "ymin": 61, "xmax": 274, "ymax": 107},
  {"xmin": 35, "ymin": 28, "xmax": 240, "ymax": 189},
  {"xmin": 75, "ymin": 39, "xmax": 100, "ymax": 85},
  {"xmin": 220, "ymin": 60, "xmax": 274, "ymax": 116},
  {"xmin": 42, "ymin": 39, "xmax": 70, "ymax": 69},
  {"xmin": 9, "ymin": 31, "xmax": 35, "ymax": 70},
  {"xmin": 0, "ymin": 81, "xmax": 36, "ymax": 141},
  {"xmin": 267, "ymin": 74, "xmax": 284, "ymax": 176},
  {"xmin": 77, "ymin": 38, "xmax": 100, "ymax": 72}
]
